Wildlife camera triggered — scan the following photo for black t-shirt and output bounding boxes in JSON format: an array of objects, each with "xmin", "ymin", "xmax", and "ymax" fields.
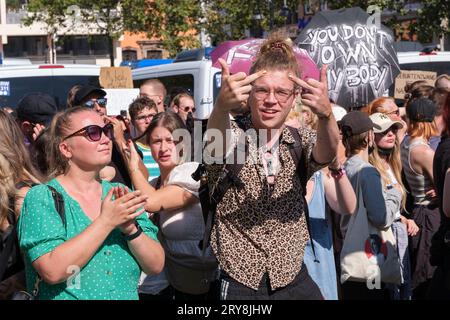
[
  {"xmin": 433, "ymin": 134, "xmax": 450, "ymax": 214},
  {"xmin": 110, "ymin": 142, "xmax": 143, "ymax": 188}
]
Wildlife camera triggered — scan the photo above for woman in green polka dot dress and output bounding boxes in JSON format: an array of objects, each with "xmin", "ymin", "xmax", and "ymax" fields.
[{"xmin": 17, "ymin": 107, "xmax": 165, "ymax": 300}]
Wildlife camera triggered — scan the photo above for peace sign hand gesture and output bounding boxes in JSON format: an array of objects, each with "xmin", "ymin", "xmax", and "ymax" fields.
[
  {"xmin": 215, "ymin": 58, "xmax": 266, "ymax": 113},
  {"xmin": 289, "ymin": 65, "xmax": 332, "ymax": 119}
]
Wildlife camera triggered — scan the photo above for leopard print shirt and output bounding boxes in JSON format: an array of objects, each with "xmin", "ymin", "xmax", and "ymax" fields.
[{"xmin": 205, "ymin": 117, "xmax": 326, "ymax": 290}]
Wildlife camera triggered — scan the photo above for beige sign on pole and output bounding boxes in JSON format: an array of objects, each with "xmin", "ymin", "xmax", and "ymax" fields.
[
  {"xmin": 99, "ymin": 67, "xmax": 133, "ymax": 89},
  {"xmin": 394, "ymin": 70, "xmax": 437, "ymax": 100}
]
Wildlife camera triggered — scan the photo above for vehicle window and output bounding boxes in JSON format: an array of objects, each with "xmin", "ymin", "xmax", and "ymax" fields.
[
  {"xmin": 0, "ymin": 75, "xmax": 100, "ymax": 109},
  {"xmin": 134, "ymin": 74, "xmax": 194, "ymax": 106},
  {"xmin": 400, "ymin": 62, "xmax": 450, "ymax": 76}
]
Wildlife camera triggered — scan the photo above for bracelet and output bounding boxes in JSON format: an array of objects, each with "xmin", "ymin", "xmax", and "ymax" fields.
[
  {"xmin": 122, "ymin": 223, "xmax": 143, "ymax": 241},
  {"xmin": 317, "ymin": 109, "xmax": 333, "ymax": 120},
  {"xmin": 129, "ymin": 167, "xmax": 139, "ymax": 174},
  {"xmin": 329, "ymin": 166, "xmax": 346, "ymax": 180}
]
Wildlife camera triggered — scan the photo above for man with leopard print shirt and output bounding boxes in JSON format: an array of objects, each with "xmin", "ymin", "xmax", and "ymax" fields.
[{"xmin": 204, "ymin": 37, "xmax": 340, "ymax": 300}]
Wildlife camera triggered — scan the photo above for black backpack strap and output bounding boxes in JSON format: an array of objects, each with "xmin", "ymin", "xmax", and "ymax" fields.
[
  {"xmin": 194, "ymin": 139, "xmax": 248, "ymax": 251},
  {"xmin": 46, "ymin": 185, "xmax": 66, "ymax": 227},
  {"xmin": 0, "ymin": 215, "xmax": 16, "ymax": 281},
  {"xmin": 286, "ymin": 126, "xmax": 319, "ymax": 263},
  {"xmin": 0, "ymin": 182, "xmax": 37, "ymax": 281}
]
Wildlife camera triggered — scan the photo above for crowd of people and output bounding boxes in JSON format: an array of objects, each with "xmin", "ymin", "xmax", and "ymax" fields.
[{"xmin": 0, "ymin": 35, "xmax": 449, "ymax": 300}]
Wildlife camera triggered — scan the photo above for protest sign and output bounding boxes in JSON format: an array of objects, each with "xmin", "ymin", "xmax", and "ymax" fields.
[
  {"xmin": 394, "ymin": 70, "xmax": 437, "ymax": 99},
  {"xmin": 100, "ymin": 67, "xmax": 133, "ymax": 89},
  {"xmin": 296, "ymin": 7, "xmax": 400, "ymax": 110},
  {"xmin": 104, "ymin": 88, "xmax": 139, "ymax": 115}
]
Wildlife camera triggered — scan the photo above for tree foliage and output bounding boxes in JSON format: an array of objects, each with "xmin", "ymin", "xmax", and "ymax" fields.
[
  {"xmin": 126, "ymin": 0, "xmax": 203, "ymax": 58},
  {"xmin": 202, "ymin": 0, "xmax": 301, "ymax": 45},
  {"xmin": 411, "ymin": 0, "xmax": 449, "ymax": 43},
  {"xmin": 327, "ymin": 0, "xmax": 449, "ymax": 43},
  {"xmin": 23, "ymin": 0, "xmax": 75, "ymax": 35}
]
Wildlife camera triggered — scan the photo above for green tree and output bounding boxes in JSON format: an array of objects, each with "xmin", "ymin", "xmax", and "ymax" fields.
[
  {"xmin": 411, "ymin": 0, "xmax": 449, "ymax": 44},
  {"xmin": 327, "ymin": 0, "xmax": 450, "ymax": 45},
  {"xmin": 327, "ymin": 0, "xmax": 406, "ymax": 30},
  {"xmin": 127, "ymin": 0, "xmax": 203, "ymax": 58},
  {"xmin": 77, "ymin": 0, "xmax": 144, "ymax": 66},
  {"xmin": 22, "ymin": 0, "xmax": 76, "ymax": 63},
  {"xmin": 202, "ymin": 0, "xmax": 303, "ymax": 45}
]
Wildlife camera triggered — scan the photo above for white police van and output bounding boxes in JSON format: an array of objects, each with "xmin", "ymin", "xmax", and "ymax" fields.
[
  {"xmin": 0, "ymin": 64, "xmax": 101, "ymax": 109},
  {"xmin": 132, "ymin": 48, "xmax": 221, "ymax": 120},
  {"xmin": 397, "ymin": 51, "xmax": 450, "ymax": 75}
]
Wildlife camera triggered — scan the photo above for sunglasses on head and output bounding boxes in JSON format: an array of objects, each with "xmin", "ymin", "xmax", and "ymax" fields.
[
  {"xmin": 84, "ymin": 98, "xmax": 107, "ymax": 108},
  {"xmin": 62, "ymin": 124, "xmax": 114, "ymax": 142}
]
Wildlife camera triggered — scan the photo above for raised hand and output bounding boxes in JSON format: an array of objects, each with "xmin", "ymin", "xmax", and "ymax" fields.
[
  {"xmin": 122, "ymin": 139, "xmax": 141, "ymax": 173},
  {"xmin": 215, "ymin": 58, "xmax": 266, "ymax": 113},
  {"xmin": 104, "ymin": 115, "xmax": 125, "ymax": 143},
  {"xmin": 32, "ymin": 123, "xmax": 46, "ymax": 142},
  {"xmin": 289, "ymin": 65, "xmax": 332, "ymax": 119}
]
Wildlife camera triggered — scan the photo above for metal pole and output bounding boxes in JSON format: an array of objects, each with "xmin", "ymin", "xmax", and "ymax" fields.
[{"xmin": 268, "ymin": 0, "xmax": 274, "ymax": 31}]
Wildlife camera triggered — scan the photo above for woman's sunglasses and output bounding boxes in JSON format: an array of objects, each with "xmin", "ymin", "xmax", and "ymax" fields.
[
  {"xmin": 62, "ymin": 124, "xmax": 114, "ymax": 142},
  {"xmin": 84, "ymin": 98, "xmax": 107, "ymax": 108}
]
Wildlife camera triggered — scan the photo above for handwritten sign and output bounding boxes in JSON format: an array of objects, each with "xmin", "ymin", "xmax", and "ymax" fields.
[
  {"xmin": 104, "ymin": 88, "xmax": 139, "ymax": 115},
  {"xmin": 394, "ymin": 70, "xmax": 437, "ymax": 99},
  {"xmin": 298, "ymin": 23, "xmax": 399, "ymax": 109},
  {"xmin": 100, "ymin": 67, "xmax": 133, "ymax": 89}
]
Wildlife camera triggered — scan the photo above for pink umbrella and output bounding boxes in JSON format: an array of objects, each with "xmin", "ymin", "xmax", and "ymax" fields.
[{"xmin": 211, "ymin": 38, "xmax": 320, "ymax": 81}]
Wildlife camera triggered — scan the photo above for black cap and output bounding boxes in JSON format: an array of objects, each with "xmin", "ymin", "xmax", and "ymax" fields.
[
  {"xmin": 406, "ymin": 97, "xmax": 436, "ymax": 122},
  {"xmin": 340, "ymin": 111, "xmax": 376, "ymax": 137},
  {"xmin": 73, "ymin": 85, "xmax": 106, "ymax": 106},
  {"xmin": 16, "ymin": 93, "xmax": 58, "ymax": 126}
]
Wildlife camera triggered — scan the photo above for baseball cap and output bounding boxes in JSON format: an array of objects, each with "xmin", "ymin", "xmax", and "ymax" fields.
[
  {"xmin": 340, "ymin": 111, "xmax": 375, "ymax": 137},
  {"xmin": 332, "ymin": 105, "xmax": 347, "ymax": 122},
  {"xmin": 73, "ymin": 85, "xmax": 106, "ymax": 106},
  {"xmin": 16, "ymin": 93, "xmax": 58, "ymax": 126},
  {"xmin": 369, "ymin": 112, "xmax": 403, "ymax": 133},
  {"xmin": 406, "ymin": 97, "xmax": 437, "ymax": 122}
]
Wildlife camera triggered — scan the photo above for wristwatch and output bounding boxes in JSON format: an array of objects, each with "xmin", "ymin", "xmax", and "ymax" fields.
[
  {"xmin": 122, "ymin": 223, "xmax": 143, "ymax": 241},
  {"xmin": 328, "ymin": 165, "xmax": 346, "ymax": 179}
]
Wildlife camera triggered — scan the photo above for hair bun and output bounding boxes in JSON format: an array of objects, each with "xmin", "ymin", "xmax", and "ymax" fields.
[{"xmin": 270, "ymin": 42, "xmax": 284, "ymax": 51}]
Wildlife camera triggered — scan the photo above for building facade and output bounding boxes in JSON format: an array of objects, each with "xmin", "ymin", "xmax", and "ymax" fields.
[{"xmin": 0, "ymin": 0, "xmax": 122, "ymax": 65}]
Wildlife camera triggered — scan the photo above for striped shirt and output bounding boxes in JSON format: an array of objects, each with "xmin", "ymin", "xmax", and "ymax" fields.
[{"xmin": 136, "ymin": 142, "xmax": 160, "ymax": 181}]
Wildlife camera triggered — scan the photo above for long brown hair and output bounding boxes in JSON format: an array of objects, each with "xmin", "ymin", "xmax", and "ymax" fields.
[{"xmin": 0, "ymin": 110, "xmax": 43, "ymax": 224}]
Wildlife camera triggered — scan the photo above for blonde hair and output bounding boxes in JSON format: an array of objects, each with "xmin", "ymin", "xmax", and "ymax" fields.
[
  {"xmin": 0, "ymin": 110, "xmax": 42, "ymax": 224},
  {"xmin": 369, "ymin": 139, "xmax": 406, "ymax": 210},
  {"xmin": 301, "ymin": 105, "xmax": 318, "ymax": 130},
  {"xmin": 286, "ymin": 97, "xmax": 302, "ymax": 123}
]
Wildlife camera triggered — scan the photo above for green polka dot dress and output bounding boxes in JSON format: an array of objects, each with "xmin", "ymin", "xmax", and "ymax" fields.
[{"xmin": 17, "ymin": 179, "xmax": 159, "ymax": 300}]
